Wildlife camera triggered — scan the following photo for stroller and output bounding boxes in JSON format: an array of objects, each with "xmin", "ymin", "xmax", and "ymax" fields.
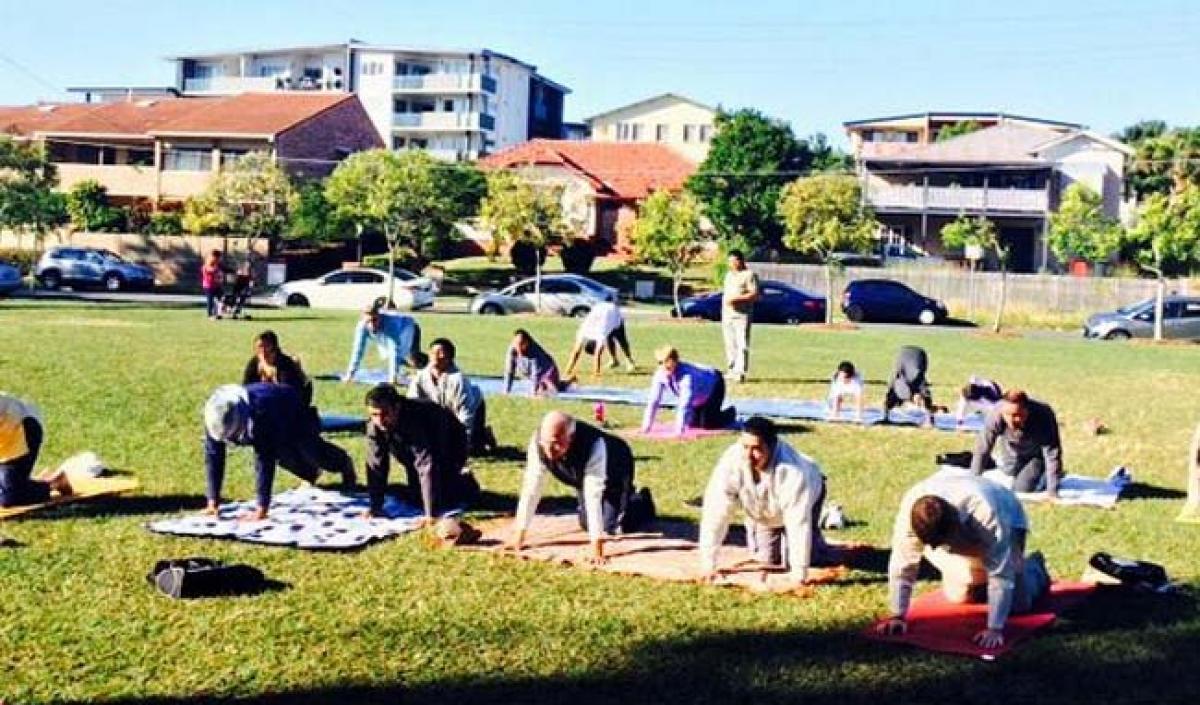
[{"xmin": 219, "ymin": 265, "xmax": 253, "ymax": 320}]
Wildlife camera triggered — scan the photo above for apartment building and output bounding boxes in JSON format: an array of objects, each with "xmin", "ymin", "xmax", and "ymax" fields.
[
  {"xmin": 164, "ymin": 41, "xmax": 568, "ymax": 161},
  {"xmin": 585, "ymin": 93, "xmax": 717, "ymax": 163},
  {"xmin": 844, "ymin": 111, "xmax": 1132, "ymax": 272}
]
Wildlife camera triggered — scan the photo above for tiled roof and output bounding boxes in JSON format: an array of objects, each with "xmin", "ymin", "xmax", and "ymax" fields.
[
  {"xmin": 0, "ymin": 93, "xmax": 354, "ymax": 139},
  {"xmin": 863, "ymin": 124, "xmax": 1066, "ymax": 164},
  {"xmin": 479, "ymin": 139, "xmax": 696, "ymax": 200}
]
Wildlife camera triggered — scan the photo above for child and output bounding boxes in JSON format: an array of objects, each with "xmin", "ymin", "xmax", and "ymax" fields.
[
  {"xmin": 956, "ymin": 376, "xmax": 1003, "ymax": 425},
  {"xmin": 827, "ymin": 361, "xmax": 864, "ymax": 422}
]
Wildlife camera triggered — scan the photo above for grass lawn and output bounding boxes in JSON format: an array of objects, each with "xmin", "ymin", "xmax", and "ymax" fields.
[{"xmin": 0, "ymin": 301, "xmax": 1197, "ymax": 705}]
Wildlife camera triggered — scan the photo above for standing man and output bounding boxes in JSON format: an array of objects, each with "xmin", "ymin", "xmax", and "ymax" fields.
[
  {"xmin": 363, "ymin": 384, "xmax": 480, "ymax": 522},
  {"xmin": 203, "ymin": 383, "xmax": 355, "ymax": 520},
  {"xmin": 882, "ymin": 345, "xmax": 934, "ymax": 425},
  {"xmin": 878, "ymin": 471, "xmax": 1050, "ymax": 650},
  {"xmin": 698, "ymin": 417, "xmax": 833, "ymax": 588},
  {"xmin": 508, "ymin": 411, "xmax": 656, "ymax": 564},
  {"xmin": 641, "ymin": 345, "xmax": 737, "ymax": 436},
  {"xmin": 344, "ymin": 299, "xmax": 425, "ymax": 386},
  {"xmin": 0, "ymin": 393, "xmax": 72, "ymax": 508},
  {"xmin": 721, "ymin": 250, "xmax": 760, "ymax": 384},
  {"xmin": 970, "ymin": 390, "xmax": 1064, "ymax": 499},
  {"xmin": 563, "ymin": 301, "xmax": 637, "ymax": 378},
  {"xmin": 407, "ymin": 338, "xmax": 496, "ymax": 456}
]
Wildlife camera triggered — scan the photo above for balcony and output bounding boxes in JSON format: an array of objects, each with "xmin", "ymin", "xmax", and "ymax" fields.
[
  {"xmin": 182, "ymin": 76, "xmax": 278, "ymax": 94},
  {"xmin": 56, "ymin": 163, "xmax": 159, "ymax": 199},
  {"xmin": 392, "ymin": 112, "xmax": 492, "ymax": 131},
  {"xmin": 866, "ymin": 183, "xmax": 1049, "ymax": 213},
  {"xmin": 393, "ymin": 73, "xmax": 495, "ymax": 93}
]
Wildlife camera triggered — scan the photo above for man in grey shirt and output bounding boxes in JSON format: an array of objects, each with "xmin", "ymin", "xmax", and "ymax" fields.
[
  {"xmin": 970, "ymin": 390, "xmax": 1063, "ymax": 499},
  {"xmin": 721, "ymin": 250, "xmax": 759, "ymax": 383}
]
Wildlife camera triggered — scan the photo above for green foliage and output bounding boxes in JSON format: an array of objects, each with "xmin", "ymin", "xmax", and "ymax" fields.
[
  {"xmin": 778, "ymin": 174, "xmax": 876, "ymax": 259},
  {"xmin": 1126, "ymin": 186, "xmax": 1200, "ymax": 277},
  {"xmin": 1126, "ymin": 126, "xmax": 1200, "ymax": 200},
  {"xmin": 0, "ymin": 247, "xmax": 39, "ymax": 273},
  {"xmin": 0, "ymin": 136, "xmax": 67, "ymax": 239},
  {"xmin": 1048, "ymin": 183, "xmax": 1122, "ymax": 264},
  {"xmin": 65, "ymin": 180, "xmax": 125, "ymax": 232},
  {"xmin": 479, "ymin": 170, "xmax": 571, "ymax": 253},
  {"xmin": 1117, "ymin": 119, "xmax": 1167, "ymax": 145},
  {"xmin": 630, "ymin": 189, "xmax": 706, "ymax": 308},
  {"xmin": 941, "ymin": 214, "xmax": 1009, "ymax": 332},
  {"xmin": 286, "ymin": 180, "xmax": 346, "ymax": 242},
  {"xmin": 934, "ymin": 120, "xmax": 984, "ymax": 142},
  {"xmin": 806, "ymin": 132, "xmax": 853, "ymax": 173},
  {"xmin": 509, "ymin": 240, "xmax": 547, "ymax": 274},
  {"xmin": 146, "ymin": 211, "xmax": 184, "ymax": 235},
  {"xmin": 180, "ymin": 151, "xmax": 293, "ymax": 244},
  {"xmin": 686, "ymin": 108, "xmax": 812, "ymax": 252}
]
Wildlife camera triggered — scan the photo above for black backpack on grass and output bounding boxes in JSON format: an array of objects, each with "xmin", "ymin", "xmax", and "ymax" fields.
[
  {"xmin": 147, "ymin": 558, "xmax": 267, "ymax": 599},
  {"xmin": 1088, "ymin": 552, "xmax": 1171, "ymax": 592}
]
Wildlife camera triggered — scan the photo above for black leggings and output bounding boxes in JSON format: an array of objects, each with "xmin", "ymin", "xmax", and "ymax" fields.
[
  {"xmin": 605, "ymin": 324, "xmax": 632, "ymax": 361},
  {"xmin": 0, "ymin": 418, "xmax": 50, "ymax": 508}
]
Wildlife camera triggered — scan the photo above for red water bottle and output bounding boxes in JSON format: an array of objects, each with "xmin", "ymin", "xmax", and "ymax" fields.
[{"xmin": 593, "ymin": 401, "xmax": 606, "ymax": 425}]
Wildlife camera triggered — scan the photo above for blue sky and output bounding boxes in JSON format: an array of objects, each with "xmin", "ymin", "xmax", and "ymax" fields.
[{"xmin": 1, "ymin": 0, "xmax": 1197, "ymax": 144}]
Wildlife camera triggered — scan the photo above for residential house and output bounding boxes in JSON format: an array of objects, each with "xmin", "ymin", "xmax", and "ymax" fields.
[
  {"xmin": 0, "ymin": 92, "xmax": 382, "ymax": 205},
  {"xmin": 844, "ymin": 111, "xmax": 1132, "ymax": 272},
  {"xmin": 478, "ymin": 139, "xmax": 696, "ymax": 252},
  {"xmin": 154, "ymin": 41, "xmax": 568, "ymax": 161},
  {"xmin": 585, "ymin": 93, "xmax": 717, "ymax": 163}
]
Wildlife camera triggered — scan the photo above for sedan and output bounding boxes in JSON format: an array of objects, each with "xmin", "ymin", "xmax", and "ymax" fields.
[
  {"xmin": 0, "ymin": 261, "xmax": 22, "ymax": 296},
  {"xmin": 272, "ymin": 267, "xmax": 436, "ymax": 311},
  {"xmin": 674, "ymin": 280, "xmax": 826, "ymax": 324},
  {"xmin": 841, "ymin": 278, "xmax": 948, "ymax": 325},
  {"xmin": 470, "ymin": 274, "xmax": 617, "ymax": 316},
  {"xmin": 1084, "ymin": 296, "xmax": 1200, "ymax": 340}
]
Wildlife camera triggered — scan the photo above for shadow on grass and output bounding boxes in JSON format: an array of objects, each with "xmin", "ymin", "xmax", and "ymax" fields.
[
  {"xmin": 12, "ymin": 494, "xmax": 203, "ymax": 522},
  {"xmin": 1121, "ymin": 483, "xmax": 1187, "ymax": 501}
]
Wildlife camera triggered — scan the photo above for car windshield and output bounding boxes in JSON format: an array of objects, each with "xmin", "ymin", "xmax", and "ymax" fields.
[
  {"xmin": 100, "ymin": 251, "xmax": 128, "ymax": 264},
  {"xmin": 1117, "ymin": 298, "xmax": 1152, "ymax": 315}
]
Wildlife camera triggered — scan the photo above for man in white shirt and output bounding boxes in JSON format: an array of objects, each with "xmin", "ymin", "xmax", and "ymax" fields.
[
  {"xmin": 564, "ymin": 301, "xmax": 636, "ymax": 378},
  {"xmin": 877, "ymin": 471, "xmax": 1050, "ymax": 649},
  {"xmin": 508, "ymin": 411, "xmax": 655, "ymax": 564},
  {"xmin": 827, "ymin": 361, "xmax": 865, "ymax": 422},
  {"xmin": 698, "ymin": 416, "xmax": 833, "ymax": 589}
]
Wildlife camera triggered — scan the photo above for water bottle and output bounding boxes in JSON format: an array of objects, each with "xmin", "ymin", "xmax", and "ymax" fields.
[{"xmin": 593, "ymin": 401, "xmax": 606, "ymax": 425}]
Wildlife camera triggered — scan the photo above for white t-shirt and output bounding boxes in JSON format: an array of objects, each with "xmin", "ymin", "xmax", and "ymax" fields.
[
  {"xmin": 828, "ymin": 373, "xmax": 863, "ymax": 401},
  {"xmin": 576, "ymin": 302, "xmax": 623, "ymax": 343}
]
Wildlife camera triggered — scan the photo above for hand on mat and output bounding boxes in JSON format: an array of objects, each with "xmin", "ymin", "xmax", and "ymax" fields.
[
  {"xmin": 972, "ymin": 628, "xmax": 1005, "ymax": 649},
  {"xmin": 876, "ymin": 617, "xmax": 908, "ymax": 637}
]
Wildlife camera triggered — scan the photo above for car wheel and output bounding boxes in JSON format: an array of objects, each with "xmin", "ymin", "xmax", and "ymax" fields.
[
  {"xmin": 103, "ymin": 273, "xmax": 123, "ymax": 292},
  {"xmin": 1104, "ymin": 329, "xmax": 1131, "ymax": 341},
  {"xmin": 845, "ymin": 304, "xmax": 865, "ymax": 322},
  {"xmin": 480, "ymin": 303, "xmax": 504, "ymax": 315},
  {"xmin": 918, "ymin": 309, "xmax": 937, "ymax": 325},
  {"xmin": 570, "ymin": 306, "xmax": 590, "ymax": 318},
  {"xmin": 40, "ymin": 270, "xmax": 62, "ymax": 290},
  {"xmin": 286, "ymin": 294, "xmax": 310, "ymax": 307}
]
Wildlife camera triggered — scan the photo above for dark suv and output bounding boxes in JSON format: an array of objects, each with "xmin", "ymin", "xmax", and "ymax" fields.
[{"xmin": 841, "ymin": 279, "xmax": 948, "ymax": 325}]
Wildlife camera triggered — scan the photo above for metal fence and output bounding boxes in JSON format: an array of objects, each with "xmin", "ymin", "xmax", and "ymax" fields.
[{"xmin": 752, "ymin": 262, "xmax": 1196, "ymax": 315}]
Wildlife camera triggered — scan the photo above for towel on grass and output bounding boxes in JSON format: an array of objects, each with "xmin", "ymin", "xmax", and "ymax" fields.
[
  {"xmin": 146, "ymin": 487, "xmax": 428, "ymax": 550},
  {"xmin": 463, "ymin": 513, "xmax": 865, "ymax": 594},
  {"xmin": 864, "ymin": 581, "xmax": 1096, "ymax": 660},
  {"xmin": 0, "ymin": 474, "xmax": 139, "ymax": 520},
  {"xmin": 974, "ymin": 468, "xmax": 1129, "ymax": 509},
  {"xmin": 319, "ymin": 414, "xmax": 366, "ymax": 434}
]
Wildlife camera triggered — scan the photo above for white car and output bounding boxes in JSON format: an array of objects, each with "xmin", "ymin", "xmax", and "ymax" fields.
[
  {"xmin": 469, "ymin": 274, "xmax": 618, "ymax": 317},
  {"xmin": 272, "ymin": 267, "xmax": 436, "ymax": 311}
]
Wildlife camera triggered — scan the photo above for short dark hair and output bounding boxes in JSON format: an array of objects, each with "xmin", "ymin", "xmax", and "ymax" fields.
[
  {"xmin": 430, "ymin": 337, "xmax": 456, "ymax": 360},
  {"xmin": 911, "ymin": 495, "xmax": 957, "ymax": 547},
  {"xmin": 513, "ymin": 328, "xmax": 532, "ymax": 343},
  {"xmin": 728, "ymin": 249, "xmax": 745, "ymax": 262},
  {"xmin": 255, "ymin": 330, "xmax": 279, "ymax": 349},
  {"xmin": 740, "ymin": 416, "xmax": 778, "ymax": 449},
  {"xmin": 365, "ymin": 383, "xmax": 403, "ymax": 410},
  {"xmin": 1002, "ymin": 389, "xmax": 1028, "ymax": 406},
  {"xmin": 837, "ymin": 360, "xmax": 856, "ymax": 377}
]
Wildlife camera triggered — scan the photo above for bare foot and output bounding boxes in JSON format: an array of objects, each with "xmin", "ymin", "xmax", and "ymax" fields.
[{"xmin": 45, "ymin": 470, "xmax": 73, "ymax": 497}]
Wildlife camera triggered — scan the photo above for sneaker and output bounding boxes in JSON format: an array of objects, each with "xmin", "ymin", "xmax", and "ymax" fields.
[{"xmin": 624, "ymin": 361, "xmax": 637, "ymax": 373}]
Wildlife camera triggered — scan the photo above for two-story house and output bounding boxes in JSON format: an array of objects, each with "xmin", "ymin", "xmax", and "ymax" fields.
[
  {"xmin": 844, "ymin": 111, "xmax": 1132, "ymax": 272},
  {"xmin": 158, "ymin": 41, "xmax": 568, "ymax": 161},
  {"xmin": 585, "ymin": 93, "xmax": 717, "ymax": 163}
]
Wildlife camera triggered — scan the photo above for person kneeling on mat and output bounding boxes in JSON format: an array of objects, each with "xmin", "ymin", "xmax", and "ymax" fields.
[
  {"xmin": 827, "ymin": 360, "xmax": 865, "ymax": 422},
  {"xmin": 882, "ymin": 345, "xmax": 935, "ymax": 426},
  {"xmin": 407, "ymin": 338, "xmax": 496, "ymax": 456},
  {"xmin": 971, "ymin": 389, "xmax": 1063, "ymax": 501},
  {"xmin": 363, "ymin": 384, "xmax": 480, "ymax": 525},
  {"xmin": 503, "ymin": 329, "xmax": 573, "ymax": 397},
  {"xmin": 878, "ymin": 472, "xmax": 1050, "ymax": 649},
  {"xmin": 0, "ymin": 393, "xmax": 72, "ymax": 508},
  {"xmin": 641, "ymin": 345, "xmax": 736, "ymax": 436},
  {"xmin": 343, "ymin": 298, "xmax": 425, "ymax": 386},
  {"xmin": 508, "ymin": 411, "xmax": 656, "ymax": 565},
  {"xmin": 203, "ymin": 384, "xmax": 356, "ymax": 520},
  {"xmin": 698, "ymin": 416, "xmax": 835, "ymax": 589}
]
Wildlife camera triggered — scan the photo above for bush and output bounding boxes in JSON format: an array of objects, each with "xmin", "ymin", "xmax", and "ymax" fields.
[
  {"xmin": 510, "ymin": 241, "xmax": 547, "ymax": 275},
  {"xmin": 559, "ymin": 239, "xmax": 595, "ymax": 274},
  {"xmin": 147, "ymin": 212, "xmax": 185, "ymax": 235},
  {"xmin": 65, "ymin": 180, "xmax": 127, "ymax": 232},
  {"xmin": 0, "ymin": 248, "xmax": 39, "ymax": 274}
]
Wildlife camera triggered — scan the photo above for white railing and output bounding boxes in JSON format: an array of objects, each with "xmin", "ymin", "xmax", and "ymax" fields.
[
  {"xmin": 393, "ymin": 73, "xmax": 483, "ymax": 92},
  {"xmin": 183, "ymin": 76, "xmax": 278, "ymax": 93},
  {"xmin": 392, "ymin": 112, "xmax": 482, "ymax": 130},
  {"xmin": 867, "ymin": 184, "xmax": 1048, "ymax": 213}
]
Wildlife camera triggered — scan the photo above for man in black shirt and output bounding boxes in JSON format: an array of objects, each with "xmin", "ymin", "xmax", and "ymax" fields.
[{"xmin": 970, "ymin": 390, "xmax": 1064, "ymax": 499}]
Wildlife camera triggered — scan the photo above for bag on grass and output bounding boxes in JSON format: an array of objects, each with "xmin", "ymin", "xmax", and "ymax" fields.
[
  {"xmin": 936, "ymin": 450, "xmax": 996, "ymax": 471},
  {"xmin": 147, "ymin": 557, "xmax": 266, "ymax": 599},
  {"xmin": 1088, "ymin": 552, "xmax": 1171, "ymax": 592}
]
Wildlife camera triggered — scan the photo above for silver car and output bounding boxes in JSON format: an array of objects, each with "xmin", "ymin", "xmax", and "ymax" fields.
[
  {"xmin": 0, "ymin": 261, "xmax": 22, "ymax": 295},
  {"xmin": 470, "ymin": 274, "xmax": 618, "ymax": 317},
  {"xmin": 35, "ymin": 247, "xmax": 155, "ymax": 291},
  {"xmin": 1084, "ymin": 295, "xmax": 1200, "ymax": 340}
]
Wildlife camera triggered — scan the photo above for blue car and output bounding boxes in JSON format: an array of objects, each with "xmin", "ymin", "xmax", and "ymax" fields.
[
  {"xmin": 0, "ymin": 260, "xmax": 22, "ymax": 296},
  {"xmin": 675, "ymin": 280, "xmax": 826, "ymax": 324},
  {"xmin": 841, "ymin": 278, "xmax": 948, "ymax": 325}
]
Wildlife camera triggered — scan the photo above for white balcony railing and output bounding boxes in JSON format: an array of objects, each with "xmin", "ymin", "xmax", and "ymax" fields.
[
  {"xmin": 866, "ymin": 183, "xmax": 1049, "ymax": 213},
  {"xmin": 392, "ymin": 112, "xmax": 485, "ymax": 130},
  {"xmin": 393, "ymin": 73, "xmax": 486, "ymax": 92},
  {"xmin": 183, "ymin": 76, "xmax": 279, "ymax": 93}
]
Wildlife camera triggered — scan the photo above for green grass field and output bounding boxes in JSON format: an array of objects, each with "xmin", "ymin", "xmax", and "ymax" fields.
[{"xmin": 1, "ymin": 301, "xmax": 1197, "ymax": 705}]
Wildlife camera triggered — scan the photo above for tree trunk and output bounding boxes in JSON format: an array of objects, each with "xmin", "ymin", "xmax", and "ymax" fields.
[
  {"xmin": 992, "ymin": 264, "xmax": 1008, "ymax": 333},
  {"xmin": 533, "ymin": 248, "xmax": 542, "ymax": 313},
  {"xmin": 385, "ymin": 224, "xmax": 398, "ymax": 308},
  {"xmin": 824, "ymin": 262, "xmax": 834, "ymax": 325},
  {"xmin": 1154, "ymin": 275, "xmax": 1165, "ymax": 341},
  {"xmin": 672, "ymin": 269, "xmax": 682, "ymax": 316}
]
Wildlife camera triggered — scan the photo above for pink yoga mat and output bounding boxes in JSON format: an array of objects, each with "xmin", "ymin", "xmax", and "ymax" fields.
[
  {"xmin": 623, "ymin": 422, "xmax": 732, "ymax": 441},
  {"xmin": 864, "ymin": 581, "xmax": 1095, "ymax": 660}
]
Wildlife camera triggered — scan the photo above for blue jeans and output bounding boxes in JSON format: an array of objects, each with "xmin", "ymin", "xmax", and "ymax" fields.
[
  {"xmin": 204, "ymin": 288, "xmax": 219, "ymax": 317},
  {"xmin": 0, "ymin": 418, "xmax": 49, "ymax": 507}
]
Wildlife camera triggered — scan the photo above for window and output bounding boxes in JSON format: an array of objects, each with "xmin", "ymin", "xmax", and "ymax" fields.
[
  {"xmin": 541, "ymin": 280, "xmax": 579, "ymax": 294},
  {"xmin": 1183, "ymin": 302, "xmax": 1200, "ymax": 318},
  {"xmin": 392, "ymin": 136, "xmax": 407, "ymax": 149},
  {"xmin": 126, "ymin": 149, "xmax": 154, "ymax": 166},
  {"xmin": 630, "ymin": 124, "xmax": 643, "ymax": 141},
  {"xmin": 395, "ymin": 62, "xmax": 432, "ymax": 76},
  {"xmin": 347, "ymin": 271, "xmax": 383, "ymax": 284},
  {"xmin": 323, "ymin": 272, "xmax": 355, "ymax": 285},
  {"xmin": 683, "ymin": 125, "xmax": 696, "ymax": 143},
  {"xmin": 510, "ymin": 282, "xmax": 535, "ymax": 296},
  {"xmin": 867, "ymin": 130, "xmax": 918, "ymax": 143},
  {"xmin": 698, "ymin": 125, "xmax": 712, "ymax": 142},
  {"xmin": 655, "ymin": 124, "xmax": 669, "ymax": 142},
  {"xmin": 220, "ymin": 150, "xmax": 249, "ymax": 168},
  {"xmin": 257, "ymin": 64, "xmax": 287, "ymax": 78},
  {"xmin": 163, "ymin": 148, "xmax": 212, "ymax": 171},
  {"xmin": 443, "ymin": 99, "xmax": 455, "ymax": 112},
  {"xmin": 1164, "ymin": 302, "xmax": 1185, "ymax": 320}
]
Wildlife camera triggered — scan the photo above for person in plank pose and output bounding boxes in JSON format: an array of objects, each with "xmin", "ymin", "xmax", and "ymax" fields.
[
  {"xmin": 641, "ymin": 345, "xmax": 736, "ymax": 436},
  {"xmin": 882, "ymin": 345, "xmax": 935, "ymax": 426},
  {"xmin": 343, "ymin": 299, "xmax": 425, "ymax": 386},
  {"xmin": 503, "ymin": 329, "xmax": 574, "ymax": 397},
  {"xmin": 407, "ymin": 338, "xmax": 496, "ymax": 456},
  {"xmin": 827, "ymin": 360, "xmax": 865, "ymax": 422},
  {"xmin": 956, "ymin": 376, "xmax": 1003, "ymax": 426}
]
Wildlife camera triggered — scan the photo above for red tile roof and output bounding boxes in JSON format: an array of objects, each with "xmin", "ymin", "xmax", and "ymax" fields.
[
  {"xmin": 0, "ymin": 93, "xmax": 355, "ymax": 139},
  {"xmin": 479, "ymin": 139, "xmax": 696, "ymax": 201}
]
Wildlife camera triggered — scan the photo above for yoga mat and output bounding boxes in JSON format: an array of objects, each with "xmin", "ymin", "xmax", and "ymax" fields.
[
  {"xmin": 146, "ymin": 487, "xmax": 429, "ymax": 550},
  {"xmin": 971, "ymin": 468, "xmax": 1129, "ymax": 509},
  {"xmin": 624, "ymin": 422, "xmax": 735, "ymax": 441},
  {"xmin": 0, "ymin": 475, "xmax": 140, "ymax": 520},
  {"xmin": 316, "ymin": 370, "xmax": 408, "ymax": 386},
  {"xmin": 319, "ymin": 413, "xmax": 366, "ymax": 434},
  {"xmin": 864, "ymin": 581, "xmax": 1095, "ymax": 660},
  {"xmin": 464, "ymin": 514, "xmax": 860, "ymax": 594}
]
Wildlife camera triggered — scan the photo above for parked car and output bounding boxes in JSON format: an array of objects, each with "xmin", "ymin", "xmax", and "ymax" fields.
[
  {"xmin": 35, "ymin": 247, "xmax": 155, "ymax": 291},
  {"xmin": 272, "ymin": 266, "xmax": 436, "ymax": 311},
  {"xmin": 470, "ymin": 274, "xmax": 617, "ymax": 317},
  {"xmin": 841, "ymin": 278, "xmax": 948, "ymax": 325},
  {"xmin": 674, "ymin": 280, "xmax": 826, "ymax": 324},
  {"xmin": 0, "ymin": 261, "xmax": 22, "ymax": 296},
  {"xmin": 1084, "ymin": 296, "xmax": 1200, "ymax": 340},
  {"xmin": 830, "ymin": 252, "xmax": 884, "ymax": 268}
]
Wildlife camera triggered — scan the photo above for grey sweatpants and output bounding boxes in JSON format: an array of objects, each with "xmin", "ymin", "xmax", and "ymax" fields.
[
  {"xmin": 745, "ymin": 481, "xmax": 833, "ymax": 567},
  {"xmin": 722, "ymin": 313, "xmax": 751, "ymax": 377}
]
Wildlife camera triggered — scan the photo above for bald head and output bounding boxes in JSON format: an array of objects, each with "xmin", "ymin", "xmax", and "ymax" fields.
[{"xmin": 538, "ymin": 411, "xmax": 576, "ymax": 462}]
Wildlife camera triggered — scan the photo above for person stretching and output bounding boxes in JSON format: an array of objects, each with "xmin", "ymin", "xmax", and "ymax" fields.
[
  {"xmin": 503, "ymin": 329, "xmax": 573, "ymax": 397},
  {"xmin": 563, "ymin": 301, "xmax": 636, "ymax": 377},
  {"xmin": 956, "ymin": 376, "xmax": 1003, "ymax": 425},
  {"xmin": 407, "ymin": 338, "xmax": 496, "ymax": 456},
  {"xmin": 0, "ymin": 393, "xmax": 71, "ymax": 508},
  {"xmin": 343, "ymin": 298, "xmax": 425, "ymax": 386},
  {"xmin": 970, "ymin": 390, "xmax": 1063, "ymax": 500},
  {"xmin": 882, "ymin": 345, "xmax": 934, "ymax": 426},
  {"xmin": 641, "ymin": 345, "xmax": 737, "ymax": 436}
]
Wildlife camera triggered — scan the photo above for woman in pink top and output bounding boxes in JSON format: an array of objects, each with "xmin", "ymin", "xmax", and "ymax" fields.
[{"xmin": 201, "ymin": 250, "xmax": 223, "ymax": 319}]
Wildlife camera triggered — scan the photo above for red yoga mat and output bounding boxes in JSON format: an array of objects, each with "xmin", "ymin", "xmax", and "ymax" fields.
[
  {"xmin": 864, "ymin": 581, "xmax": 1096, "ymax": 660},
  {"xmin": 626, "ymin": 422, "xmax": 732, "ymax": 441}
]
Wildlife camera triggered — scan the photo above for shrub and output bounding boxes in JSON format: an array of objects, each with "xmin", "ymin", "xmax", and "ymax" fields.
[
  {"xmin": 510, "ymin": 240, "xmax": 547, "ymax": 275},
  {"xmin": 0, "ymin": 248, "xmax": 39, "ymax": 274},
  {"xmin": 147, "ymin": 212, "xmax": 184, "ymax": 235},
  {"xmin": 559, "ymin": 238, "xmax": 595, "ymax": 274}
]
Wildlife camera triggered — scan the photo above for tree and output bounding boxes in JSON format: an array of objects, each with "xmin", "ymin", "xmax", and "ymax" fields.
[
  {"xmin": 1048, "ymin": 183, "xmax": 1122, "ymax": 267},
  {"xmin": 326, "ymin": 149, "xmax": 461, "ymax": 305},
  {"xmin": 806, "ymin": 132, "xmax": 853, "ymax": 173},
  {"xmin": 287, "ymin": 180, "xmax": 350, "ymax": 242},
  {"xmin": 1126, "ymin": 127, "xmax": 1200, "ymax": 200},
  {"xmin": 478, "ymin": 169, "xmax": 570, "ymax": 308},
  {"xmin": 181, "ymin": 151, "xmax": 294, "ymax": 264},
  {"xmin": 1125, "ymin": 186, "xmax": 1200, "ymax": 340},
  {"xmin": 0, "ymin": 137, "xmax": 67, "ymax": 263},
  {"xmin": 1117, "ymin": 119, "xmax": 1167, "ymax": 145},
  {"xmin": 935, "ymin": 120, "xmax": 984, "ymax": 142},
  {"xmin": 940, "ymin": 215, "xmax": 1010, "ymax": 332},
  {"xmin": 687, "ymin": 109, "xmax": 811, "ymax": 253},
  {"xmin": 778, "ymin": 174, "xmax": 877, "ymax": 324},
  {"xmin": 630, "ymin": 189, "xmax": 706, "ymax": 313},
  {"xmin": 65, "ymin": 179, "xmax": 125, "ymax": 232}
]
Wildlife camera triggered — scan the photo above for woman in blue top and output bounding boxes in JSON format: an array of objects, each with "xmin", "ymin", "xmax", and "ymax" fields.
[
  {"xmin": 641, "ymin": 346, "xmax": 737, "ymax": 436},
  {"xmin": 343, "ymin": 299, "xmax": 425, "ymax": 385}
]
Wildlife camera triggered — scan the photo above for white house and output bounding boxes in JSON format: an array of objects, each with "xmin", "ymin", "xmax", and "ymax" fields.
[{"xmin": 585, "ymin": 93, "xmax": 717, "ymax": 163}]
